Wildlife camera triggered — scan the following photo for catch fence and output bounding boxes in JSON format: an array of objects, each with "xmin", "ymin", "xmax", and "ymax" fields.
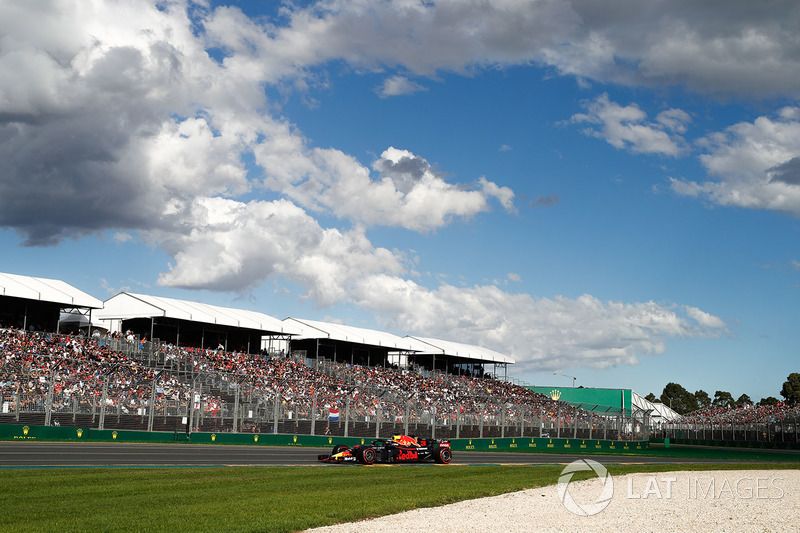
[{"xmin": 657, "ymin": 418, "xmax": 800, "ymax": 444}]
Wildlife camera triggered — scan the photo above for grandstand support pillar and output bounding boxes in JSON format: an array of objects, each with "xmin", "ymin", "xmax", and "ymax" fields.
[{"xmin": 99, "ymin": 376, "xmax": 109, "ymax": 431}]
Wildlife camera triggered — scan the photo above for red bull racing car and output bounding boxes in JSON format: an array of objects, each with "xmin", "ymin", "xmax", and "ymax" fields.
[{"xmin": 318, "ymin": 435, "xmax": 452, "ymax": 465}]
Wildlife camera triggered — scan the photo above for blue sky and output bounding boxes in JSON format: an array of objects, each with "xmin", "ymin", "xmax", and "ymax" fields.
[{"xmin": 1, "ymin": 0, "xmax": 799, "ymax": 402}]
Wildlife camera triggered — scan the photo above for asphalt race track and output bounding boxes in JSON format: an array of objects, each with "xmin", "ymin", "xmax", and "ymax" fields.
[{"xmin": 0, "ymin": 441, "xmax": 777, "ymax": 467}]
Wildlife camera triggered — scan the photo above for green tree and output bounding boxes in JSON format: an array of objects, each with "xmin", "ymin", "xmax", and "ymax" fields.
[
  {"xmin": 758, "ymin": 396, "xmax": 780, "ymax": 406},
  {"xmin": 660, "ymin": 383, "xmax": 699, "ymax": 414},
  {"xmin": 712, "ymin": 390, "xmax": 734, "ymax": 407},
  {"xmin": 694, "ymin": 390, "xmax": 711, "ymax": 409},
  {"xmin": 780, "ymin": 373, "xmax": 800, "ymax": 405},
  {"xmin": 736, "ymin": 393, "xmax": 752, "ymax": 406},
  {"xmin": 644, "ymin": 393, "xmax": 657, "ymax": 403}
]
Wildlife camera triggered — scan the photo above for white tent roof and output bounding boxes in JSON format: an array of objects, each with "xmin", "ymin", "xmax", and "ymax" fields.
[
  {"xmin": 284, "ymin": 317, "xmax": 431, "ymax": 351},
  {"xmin": 96, "ymin": 292, "xmax": 298, "ymax": 335},
  {"xmin": 0, "ymin": 271, "xmax": 102, "ymax": 308},
  {"xmin": 632, "ymin": 391, "xmax": 681, "ymax": 421},
  {"xmin": 406, "ymin": 336, "xmax": 516, "ymax": 364}
]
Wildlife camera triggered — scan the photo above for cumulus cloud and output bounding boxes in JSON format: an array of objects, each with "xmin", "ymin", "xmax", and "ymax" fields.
[
  {"xmin": 352, "ymin": 279, "xmax": 726, "ymax": 370},
  {"xmin": 0, "ymin": 0, "xmax": 731, "ymax": 371},
  {"xmin": 376, "ymin": 75, "xmax": 427, "ymax": 97},
  {"xmin": 154, "ymin": 197, "xmax": 406, "ymax": 304},
  {"xmin": 206, "ymin": 0, "xmax": 800, "ymax": 98},
  {"xmin": 671, "ymin": 108, "xmax": 800, "ymax": 213},
  {"xmin": 567, "ymin": 94, "xmax": 689, "ymax": 156}
]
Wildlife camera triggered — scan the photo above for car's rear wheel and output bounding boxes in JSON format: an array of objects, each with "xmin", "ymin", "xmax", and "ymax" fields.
[
  {"xmin": 435, "ymin": 447, "xmax": 452, "ymax": 464},
  {"xmin": 361, "ymin": 447, "xmax": 376, "ymax": 464}
]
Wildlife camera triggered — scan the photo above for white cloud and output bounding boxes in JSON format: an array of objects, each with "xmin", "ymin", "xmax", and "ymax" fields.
[
  {"xmin": 376, "ymin": 75, "xmax": 427, "ymax": 97},
  {"xmin": 0, "ymin": 0, "xmax": 731, "ymax": 371},
  {"xmin": 671, "ymin": 108, "xmax": 800, "ymax": 213},
  {"xmin": 257, "ymin": 144, "xmax": 515, "ymax": 232},
  {"xmin": 206, "ymin": 0, "xmax": 800, "ymax": 98},
  {"xmin": 353, "ymin": 279, "xmax": 726, "ymax": 370},
  {"xmin": 154, "ymin": 197, "xmax": 406, "ymax": 302},
  {"xmin": 568, "ymin": 94, "xmax": 689, "ymax": 156}
]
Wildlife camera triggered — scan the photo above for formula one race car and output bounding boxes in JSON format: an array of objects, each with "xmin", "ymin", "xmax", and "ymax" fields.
[{"xmin": 318, "ymin": 435, "xmax": 452, "ymax": 465}]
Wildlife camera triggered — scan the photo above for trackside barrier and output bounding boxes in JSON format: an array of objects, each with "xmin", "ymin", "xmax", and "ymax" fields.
[
  {"xmin": 661, "ymin": 437, "xmax": 800, "ymax": 451},
  {"xmin": 0, "ymin": 423, "xmax": 648, "ymax": 452}
]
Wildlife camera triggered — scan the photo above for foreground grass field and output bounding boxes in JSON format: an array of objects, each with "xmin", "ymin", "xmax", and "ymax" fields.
[{"xmin": 1, "ymin": 462, "xmax": 798, "ymax": 532}]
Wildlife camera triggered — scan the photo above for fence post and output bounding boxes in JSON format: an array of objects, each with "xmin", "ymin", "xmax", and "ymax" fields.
[
  {"xmin": 44, "ymin": 370, "xmax": 55, "ymax": 427},
  {"xmin": 310, "ymin": 393, "xmax": 317, "ymax": 436},
  {"xmin": 99, "ymin": 376, "xmax": 108, "ymax": 431},
  {"xmin": 404, "ymin": 400, "xmax": 410, "ymax": 436},
  {"xmin": 479, "ymin": 404, "xmax": 484, "ymax": 438},
  {"xmin": 556, "ymin": 402, "xmax": 561, "ymax": 439},
  {"xmin": 272, "ymin": 395, "xmax": 279, "ymax": 434},
  {"xmin": 232, "ymin": 383, "xmax": 240, "ymax": 433},
  {"xmin": 344, "ymin": 397, "xmax": 350, "ymax": 438},
  {"xmin": 431, "ymin": 406, "xmax": 436, "ymax": 440},
  {"xmin": 573, "ymin": 410, "xmax": 578, "ymax": 439},
  {"xmin": 148, "ymin": 377, "xmax": 156, "ymax": 432},
  {"xmin": 500, "ymin": 405, "xmax": 506, "ymax": 439}
]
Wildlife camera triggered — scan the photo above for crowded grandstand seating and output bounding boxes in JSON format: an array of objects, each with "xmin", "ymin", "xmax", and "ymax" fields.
[
  {"xmin": 1, "ymin": 327, "xmax": 638, "ymax": 439},
  {"xmin": 680, "ymin": 403, "xmax": 800, "ymax": 425}
]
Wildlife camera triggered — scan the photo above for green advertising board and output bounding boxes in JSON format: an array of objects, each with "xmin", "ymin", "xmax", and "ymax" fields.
[{"xmin": 0, "ymin": 423, "xmax": 648, "ymax": 453}]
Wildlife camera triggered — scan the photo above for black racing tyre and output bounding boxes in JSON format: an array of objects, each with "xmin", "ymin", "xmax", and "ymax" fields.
[
  {"xmin": 361, "ymin": 447, "xmax": 376, "ymax": 464},
  {"xmin": 332, "ymin": 444, "xmax": 348, "ymax": 455},
  {"xmin": 435, "ymin": 447, "xmax": 452, "ymax": 464}
]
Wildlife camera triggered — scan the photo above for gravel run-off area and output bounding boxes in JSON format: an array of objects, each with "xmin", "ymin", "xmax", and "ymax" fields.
[{"xmin": 305, "ymin": 469, "xmax": 799, "ymax": 533}]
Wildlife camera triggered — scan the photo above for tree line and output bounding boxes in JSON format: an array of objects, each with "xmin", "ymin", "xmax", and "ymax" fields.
[{"xmin": 644, "ymin": 372, "xmax": 800, "ymax": 415}]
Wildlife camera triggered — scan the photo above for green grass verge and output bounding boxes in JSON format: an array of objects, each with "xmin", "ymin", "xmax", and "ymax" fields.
[{"xmin": 1, "ymin": 463, "xmax": 798, "ymax": 533}]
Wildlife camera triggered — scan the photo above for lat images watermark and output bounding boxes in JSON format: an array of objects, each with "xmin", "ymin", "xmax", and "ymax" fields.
[
  {"xmin": 557, "ymin": 460, "xmax": 786, "ymax": 516},
  {"xmin": 557, "ymin": 459, "xmax": 614, "ymax": 516}
]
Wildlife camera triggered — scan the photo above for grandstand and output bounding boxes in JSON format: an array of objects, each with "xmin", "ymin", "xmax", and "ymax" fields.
[
  {"xmin": 96, "ymin": 292, "xmax": 299, "ymax": 355},
  {"xmin": 3, "ymin": 270, "xmax": 795, "ymax": 447},
  {"xmin": 0, "ymin": 272, "xmax": 102, "ymax": 333}
]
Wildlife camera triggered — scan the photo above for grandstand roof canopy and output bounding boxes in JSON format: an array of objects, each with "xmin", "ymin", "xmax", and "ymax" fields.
[
  {"xmin": 283, "ymin": 318, "xmax": 429, "ymax": 351},
  {"xmin": 97, "ymin": 292, "xmax": 298, "ymax": 335},
  {"xmin": 406, "ymin": 336, "xmax": 516, "ymax": 364},
  {"xmin": 632, "ymin": 391, "xmax": 681, "ymax": 421},
  {"xmin": 0, "ymin": 272, "xmax": 103, "ymax": 308}
]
